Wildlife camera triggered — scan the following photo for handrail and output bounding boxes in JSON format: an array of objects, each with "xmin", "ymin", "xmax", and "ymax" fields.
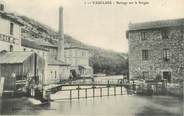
[{"xmin": 0, "ymin": 33, "xmax": 19, "ymax": 44}]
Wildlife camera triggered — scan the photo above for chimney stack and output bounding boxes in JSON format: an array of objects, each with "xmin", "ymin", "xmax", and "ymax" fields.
[{"xmin": 57, "ymin": 6, "xmax": 65, "ymax": 61}]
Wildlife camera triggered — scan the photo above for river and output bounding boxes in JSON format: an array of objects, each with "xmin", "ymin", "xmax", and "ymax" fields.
[
  {"xmin": 0, "ymin": 95, "xmax": 183, "ymax": 116},
  {"xmin": 0, "ymin": 76, "xmax": 183, "ymax": 116}
]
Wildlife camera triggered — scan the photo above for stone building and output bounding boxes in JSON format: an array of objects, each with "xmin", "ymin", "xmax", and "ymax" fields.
[{"xmin": 127, "ymin": 18, "xmax": 184, "ymax": 82}]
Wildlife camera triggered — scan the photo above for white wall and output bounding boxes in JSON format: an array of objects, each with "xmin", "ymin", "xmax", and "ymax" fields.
[
  {"xmin": 65, "ymin": 48, "xmax": 89, "ymax": 67},
  {"xmin": 22, "ymin": 46, "xmax": 48, "ymax": 60},
  {"xmin": 0, "ymin": 17, "xmax": 21, "ymax": 45},
  {"xmin": 46, "ymin": 65, "xmax": 70, "ymax": 84},
  {"xmin": 64, "ymin": 48, "xmax": 93, "ymax": 76},
  {"xmin": 0, "ymin": 40, "xmax": 22, "ymax": 52}
]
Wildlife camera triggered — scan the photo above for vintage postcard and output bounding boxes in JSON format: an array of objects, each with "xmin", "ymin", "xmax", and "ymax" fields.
[{"xmin": 0, "ymin": 0, "xmax": 183, "ymax": 115}]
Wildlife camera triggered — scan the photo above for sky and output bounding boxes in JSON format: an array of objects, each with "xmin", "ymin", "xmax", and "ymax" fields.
[{"xmin": 2, "ymin": 0, "xmax": 184, "ymax": 53}]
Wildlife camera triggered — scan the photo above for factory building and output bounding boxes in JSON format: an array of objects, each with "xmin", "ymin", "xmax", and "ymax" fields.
[{"xmin": 127, "ymin": 18, "xmax": 184, "ymax": 82}]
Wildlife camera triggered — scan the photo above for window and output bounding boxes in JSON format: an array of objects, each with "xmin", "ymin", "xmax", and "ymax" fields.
[
  {"xmin": 10, "ymin": 23, "xmax": 14, "ymax": 35},
  {"xmin": 161, "ymin": 30, "xmax": 169, "ymax": 39},
  {"xmin": 163, "ymin": 49, "xmax": 170, "ymax": 61},
  {"xmin": 141, "ymin": 32, "xmax": 146, "ymax": 40},
  {"xmin": 69, "ymin": 50, "xmax": 72, "ymax": 57},
  {"xmin": 163, "ymin": 71, "xmax": 171, "ymax": 83},
  {"xmin": 142, "ymin": 50, "xmax": 149, "ymax": 60},
  {"xmin": 51, "ymin": 71, "xmax": 53, "ymax": 78},
  {"xmin": 10, "ymin": 45, "xmax": 13, "ymax": 52},
  {"xmin": 181, "ymin": 29, "xmax": 184, "ymax": 38},
  {"xmin": 82, "ymin": 51, "xmax": 85, "ymax": 56},
  {"xmin": 143, "ymin": 71, "xmax": 149, "ymax": 79},
  {"xmin": 0, "ymin": 4, "xmax": 4, "ymax": 11},
  {"xmin": 55, "ymin": 71, "xmax": 57, "ymax": 79}
]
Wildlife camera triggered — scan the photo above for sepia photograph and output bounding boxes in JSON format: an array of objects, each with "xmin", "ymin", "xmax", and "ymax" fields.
[{"xmin": 0, "ymin": 0, "xmax": 183, "ymax": 115}]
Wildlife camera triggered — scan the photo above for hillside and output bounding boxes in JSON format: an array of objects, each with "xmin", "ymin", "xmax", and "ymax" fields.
[
  {"xmin": 19, "ymin": 15, "xmax": 128, "ymax": 75},
  {"xmin": 64, "ymin": 35, "xmax": 128, "ymax": 75}
]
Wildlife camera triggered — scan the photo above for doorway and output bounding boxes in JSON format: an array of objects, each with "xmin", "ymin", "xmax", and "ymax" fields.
[
  {"xmin": 163, "ymin": 71, "xmax": 171, "ymax": 83},
  {"xmin": 10, "ymin": 45, "xmax": 13, "ymax": 52}
]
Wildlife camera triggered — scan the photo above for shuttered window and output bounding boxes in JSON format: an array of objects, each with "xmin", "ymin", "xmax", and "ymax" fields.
[
  {"xmin": 161, "ymin": 30, "xmax": 169, "ymax": 39},
  {"xmin": 163, "ymin": 49, "xmax": 170, "ymax": 61},
  {"xmin": 142, "ymin": 50, "xmax": 149, "ymax": 60},
  {"xmin": 141, "ymin": 32, "xmax": 146, "ymax": 40},
  {"xmin": 10, "ymin": 23, "xmax": 14, "ymax": 35}
]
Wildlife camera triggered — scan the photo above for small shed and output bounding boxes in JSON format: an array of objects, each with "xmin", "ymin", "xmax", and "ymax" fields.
[
  {"xmin": 78, "ymin": 65, "xmax": 93, "ymax": 78},
  {"xmin": 0, "ymin": 51, "xmax": 45, "ymax": 91}
]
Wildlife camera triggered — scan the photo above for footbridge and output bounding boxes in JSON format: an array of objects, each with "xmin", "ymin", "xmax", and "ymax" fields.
[{"xmin": 44, "ymin": 79, "xmax": 134, "ymax": 100}]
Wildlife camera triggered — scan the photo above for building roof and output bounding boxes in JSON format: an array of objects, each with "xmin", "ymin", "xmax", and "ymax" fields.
[
  {"xmin": 129, "ymin": 18, "xmax": 184, "ymax": 31},
  {"xmin": 0, "ymin": 51, "xmax": 34, "ymax": 64},
  {"xmin": 48, "ymin": 58, "xmax": 70, "ymax": 66},
  {"xmin": 65, "ymin": 46, "xmax": 88, "ymax": 50},
  {"xmin": 34, "ymin": 39, "xmax": 57, "ymax": 48},
  {"xmin": 21, "ymin": 39, "xmax": 48, "ymax": 51},
  {"xmin": 0, "ymin": 11, "xmax": 24, "ymax": 26},
  {"xmin": 79, "ymin": 65, "xmax": 92, "ymax": 69}
]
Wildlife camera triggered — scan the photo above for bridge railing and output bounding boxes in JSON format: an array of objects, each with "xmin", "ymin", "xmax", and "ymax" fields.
[
  {"xmin": 69, "ymin": 79, "xmax": 128, "ymax": 85},
  {"xmin": 43, "ymin": 79, "xmax": 134, "ymax": 101},
  {"xmin": 49, "ymin": 84, "xmax": 130, "ymax": 101}
]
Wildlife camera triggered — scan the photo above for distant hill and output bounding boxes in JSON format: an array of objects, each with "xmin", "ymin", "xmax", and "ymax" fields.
[
  {"xmin": 64, "ymin": 35, "xmax": 128, "ymax": 75},
  {"xmin": 19, "ymin": 15, "xmax": 128, "ymax": 75}
]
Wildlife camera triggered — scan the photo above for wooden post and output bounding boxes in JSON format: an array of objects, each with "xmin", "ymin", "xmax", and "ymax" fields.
[
  {"xmin": 60, "ymin": 86, "xmax": 62, "ymax": 91},
  {"xmin": 0, "ymin": 77, "xmax": 5, "ymax": 97},
  {"xmin": 121, "ymin": 85, "xmax": 123, "ymax": 95},
  {"xmin": 78, "ymin": 85, "xmax": 80, "ymax": 99},
  {"xmin": 70, "ymin": 90, "xmax": 72, "ymax": 100},
  {"xmin": 93, "ymin": 86, "xmax": 95, "ymax": 98},
  {"xmin": 85, "ymin": 88, "xmax": 87, "ymax": 99},
  {"xmin": 107, "ymin": 86, "xmax": 109, "ymax": 96},
  {"xmin": 114, "ymin": 86, "xmax": 116, "ymax": 96},
  {"xmin": 100, "ymin": 88, "xmax": 102, "ymax": 97},
  {"xmin": 107, "ymin": 80, "xmax": 110, "ymax": 96}
]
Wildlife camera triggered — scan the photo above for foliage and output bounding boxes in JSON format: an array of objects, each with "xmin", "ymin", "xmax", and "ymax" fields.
[{"xmin": 88, "ymin": 47, "xmax": 128, "ymax": 75}]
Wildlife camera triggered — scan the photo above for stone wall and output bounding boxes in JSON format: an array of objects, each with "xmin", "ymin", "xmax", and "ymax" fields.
[{"xmin": 128, "ymin": 27, "xmax": 184, "ymax": 81}]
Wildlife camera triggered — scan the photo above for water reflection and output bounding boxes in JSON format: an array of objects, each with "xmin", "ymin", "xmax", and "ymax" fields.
[{"xmin": 1, "ymin": 95, "xmax": 182, "ymax": 116}]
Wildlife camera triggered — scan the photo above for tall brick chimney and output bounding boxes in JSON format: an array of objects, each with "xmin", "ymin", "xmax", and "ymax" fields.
[{"xmin": 57, "ymin": 6, "xmax": 65, "ymax": 61}]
